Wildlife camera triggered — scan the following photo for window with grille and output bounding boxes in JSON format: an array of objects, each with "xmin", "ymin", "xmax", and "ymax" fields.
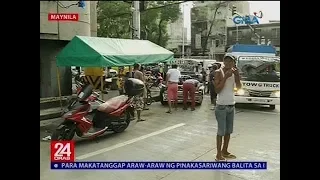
[{"xmin": 271, "ymin": 28, "xmax": 280, "ymax": 38}]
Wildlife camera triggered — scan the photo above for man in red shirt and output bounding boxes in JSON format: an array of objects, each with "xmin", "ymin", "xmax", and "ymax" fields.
[{"xmin": 182, "ymin": 79, "xmax": 200, "ymax": 111}]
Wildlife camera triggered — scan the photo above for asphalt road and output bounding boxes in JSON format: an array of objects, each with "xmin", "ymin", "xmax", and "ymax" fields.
[{"xmin": 40, "ymin": 95, "xmax": 280, "ymax": 180}]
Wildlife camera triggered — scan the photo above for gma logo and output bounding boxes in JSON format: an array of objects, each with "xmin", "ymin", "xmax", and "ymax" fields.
[{"xmin": 233, "ymin": 15, "xmax": 259, "ymax": 25}]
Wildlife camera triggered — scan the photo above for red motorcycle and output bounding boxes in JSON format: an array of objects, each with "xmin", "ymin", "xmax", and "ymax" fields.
[{"xmin": 51, "ymin": 78, "xmax": 145, "ymax": 141}]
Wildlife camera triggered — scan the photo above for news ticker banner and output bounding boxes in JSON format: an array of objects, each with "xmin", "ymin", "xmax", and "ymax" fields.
[
  {"xmin": 50, "ymin": 141, "xmax": 267, "ymax": 170},
  {"xmin": 51, "ymin": 161, "xmax": 267, "ymax": 170}
]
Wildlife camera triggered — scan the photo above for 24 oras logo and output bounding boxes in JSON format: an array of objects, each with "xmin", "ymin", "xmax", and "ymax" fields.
[{"xmin": 51, "ymin": 141, "xmax": 75, "ymax": 162}]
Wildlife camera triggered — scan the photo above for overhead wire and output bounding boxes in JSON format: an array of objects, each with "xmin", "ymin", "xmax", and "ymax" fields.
[
  {"xmin": 57, "ymin": 1, "xmax": 79, "ymax": 9},
  {"xmin": 109, "ymin": 1, "xmax": 187, "ymax": 18}
]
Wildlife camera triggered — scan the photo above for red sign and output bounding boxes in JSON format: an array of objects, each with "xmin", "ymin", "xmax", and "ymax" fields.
[
  {"xmin": 48, "ymin": 13, "xmax": 79, "ymax": 21},
  {"xmin": 51, "ymin": 141, "xmax": 75, "ymax": 162}
]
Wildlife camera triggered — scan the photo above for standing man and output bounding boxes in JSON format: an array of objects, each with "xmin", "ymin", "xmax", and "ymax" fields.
[
  {"xmin": 159, "ymin": 63, "xmax": 164, "ymax": 78},
  {"xmin": 166, "ymin": 64, "xmax": 181, "ymax": 113},
  {"xmin": 209, "ymin": 64, "xmax": 218, "ymax": 108},
  {"xmin": 214, "ymin": 55, "xmax": 241, "ymax": 161},
  {"xmin": 182, "ymin": 78, "xmax": 200, "ymax": 111},
  {"xmin": 118, "ymin": 67, "xmax": 126, "ymax": 95},
  {"xmin": 132, "ymin": 63, "xmax": 146, "ymax": 122},
  {"xmin": 141, "ymin": 67, "xmax": 149, "ymax": 110},
  {"xmin": 200, "ymin": 68, "xmax": 207, "ymax": 93}
]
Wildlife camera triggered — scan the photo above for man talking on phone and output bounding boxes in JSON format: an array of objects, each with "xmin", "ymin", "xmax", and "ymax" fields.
[{"xmin": 213, "ymin": 55, "xmax": 241, "ymax": 161}]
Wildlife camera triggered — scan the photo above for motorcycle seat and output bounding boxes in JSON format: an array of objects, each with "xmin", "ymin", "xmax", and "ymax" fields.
[{"xmin": 97, "ymin": 95, "xmax": 129, "ymax": 113}]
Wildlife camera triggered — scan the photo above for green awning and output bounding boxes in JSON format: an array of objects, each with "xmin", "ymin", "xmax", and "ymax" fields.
[{"xmin": 56, "ymin": 36, "xmax": 174, "ymax": 67}]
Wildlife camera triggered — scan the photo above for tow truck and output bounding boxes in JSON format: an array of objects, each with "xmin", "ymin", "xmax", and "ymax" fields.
[{"xmin": 227, "ymin": 44, "xmax": 280, "ymax": 110}]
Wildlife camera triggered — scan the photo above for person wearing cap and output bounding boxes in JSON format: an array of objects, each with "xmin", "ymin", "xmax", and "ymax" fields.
[{"xmin": 213, "ymin": 55, "xmax": 241, "ymax": 161}]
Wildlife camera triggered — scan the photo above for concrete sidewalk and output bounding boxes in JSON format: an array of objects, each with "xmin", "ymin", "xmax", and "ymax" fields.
[{"xmin": 41, "ymin": 96, "xmax": 280, "ymax": 180}]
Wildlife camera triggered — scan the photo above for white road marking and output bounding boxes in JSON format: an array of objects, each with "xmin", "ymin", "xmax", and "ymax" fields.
[{"xmin": 76, "ymin": 123, "xmax": 186, "ymax": 160}]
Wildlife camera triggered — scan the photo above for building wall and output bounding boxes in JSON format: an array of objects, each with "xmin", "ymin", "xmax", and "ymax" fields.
[
  {"xmin": 191, "ymin": 1, "xmax": 249, "ymax": 58},
  {"xmin": 40, "ymin": 40, "xmax": 72, "ymax": 97},
  {"xmin": 226, "ymin": 23, "xmax": 280, "ymax": 48},
  {"xmin": 40, "ymin": 1, "xmax": 92, "ymax": 40},
  {"xmin": 40, "ymin": 1, "xmax": 97, "ymax": 98},
  {"xmin": 166, "ymin": 16, "xmax": 189, "ymax": 50},
  {"xmin": 90, "ymin": 1, "xmax": 98, "ymax": 37}
]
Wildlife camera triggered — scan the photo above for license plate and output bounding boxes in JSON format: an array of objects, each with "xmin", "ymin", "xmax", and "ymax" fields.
[{"xmin": 251, "ymin": 99, "xmax": 268, "ymax": 103}]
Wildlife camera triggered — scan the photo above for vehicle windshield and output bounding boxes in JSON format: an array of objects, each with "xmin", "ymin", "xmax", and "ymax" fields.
[
  {"xmin": 237, "ymin": 56, "xmax": 280, "ymax": 82},
  {"xmin": 178, "ymin": 66, "xmax": 194, "ymax": 72}
]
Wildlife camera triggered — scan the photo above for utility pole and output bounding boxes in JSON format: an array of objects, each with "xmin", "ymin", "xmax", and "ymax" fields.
[
  {"xmin": 132, "ymin": 1, "xmax": 141, "ymax": 39},
  {"xmin": 129, "ymin": 1, "xmax": 141, "ymax": 77},
  {"xmin": 182, "ymin": 3, "xmax": 185, "ymax": 59}
]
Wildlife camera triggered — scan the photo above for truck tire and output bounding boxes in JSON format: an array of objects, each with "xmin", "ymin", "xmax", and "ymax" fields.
[
  {"xmin": 159, "ymin": 88, "xmax": 167, "ymax": 105},
  {"xmin": 196, "ymin": 92, "xmax": 203, "ymax": 105},
  {"xmin": 160, "ymin": 92, "xmax": 167, "ymax": 105},
  {"xmin": 269, "ymin": 105, "xmax": 276, "ymax": 110}
]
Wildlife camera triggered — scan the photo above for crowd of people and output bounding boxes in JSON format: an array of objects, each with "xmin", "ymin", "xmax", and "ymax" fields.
[
  {"xmin": 116, "ymin": 56, "xmax": 241, "ymax": 162},
  {"xmin": 72, "ymin": 54, "xmax": 242, "ymax": 162},
  {"xmin": 123, "ymin": 60, "xmax": 223, "ymax": 118},
  {"xmin": 120, "ymin": 60, "xmax": 225, "ymax": 119}
]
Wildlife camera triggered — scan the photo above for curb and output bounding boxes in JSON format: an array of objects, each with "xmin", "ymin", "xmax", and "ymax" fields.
[
  {"xmin": 40, "ymin": 117, "xmax": 63, "ymax": 127},
  {"xmin": 40, "ymin": 111, "xmax": 62, "ymax": 121}
]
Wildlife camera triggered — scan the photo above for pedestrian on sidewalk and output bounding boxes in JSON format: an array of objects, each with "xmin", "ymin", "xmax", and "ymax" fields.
[
  {"xmin": 165, "ymin": 64, "xmax": 181, "ymax": 113},
  {"xmin": 213, "ymin": 55, "xmax": 241, "ymax": 161},
  {"xmin": 182, "ymin": 78, "xmax": 200, "ymax": 111},
  {"xmin": 141, "ymin": 66, "xmax": 150, "ymax": 110},
  {"xmin": 209, "ymin": 64, "xmax": 218, "ymax": 109},
  {"xmin": 118, "ymin": 67, "xmax": 126, "ymax": 95},
  {"xmin": 132, "ymin": 63, "xmax": 146, "ymax": 122},
  {"xmin": 200, "ymin": 68, "xmax": 208, "ymax": 93}
]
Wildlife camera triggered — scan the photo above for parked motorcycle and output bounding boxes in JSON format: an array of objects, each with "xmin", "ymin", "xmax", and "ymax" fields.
[
  {"xmin": 51, "ymin": 78, "xmax": 145, "ymax": 141},
  {"xmin": 145, "ymin": 73, "xmax": 163, "ymax": 105}
]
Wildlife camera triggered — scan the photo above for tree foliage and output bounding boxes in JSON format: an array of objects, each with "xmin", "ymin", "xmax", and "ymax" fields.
[
  {"xmin": 97, "ymin": 1, "xmax": 181, "ymax": 47},
  {"xmin": 201, "ymin": 1, "xmax": 230, "ymax": 55},
  {"xmin": 97, "ymin": 1, "xmax": 132, "ymax": 39}
]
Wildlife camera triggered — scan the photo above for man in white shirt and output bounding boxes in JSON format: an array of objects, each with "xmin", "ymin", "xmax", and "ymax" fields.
[{"xmin": 165, "ymin": 64, "xmax": 181, "ymax": 113}]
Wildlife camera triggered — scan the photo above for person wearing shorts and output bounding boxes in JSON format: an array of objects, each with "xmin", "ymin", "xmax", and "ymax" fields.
[
  {"xmin": 165, "ymin": 64, "xmax": 180, "ymax": 113},
  {"xmin": 213, "ymin": 55, "xmax": 241, "ymax": 161},
  {"xmin": 133, "ymin": 63, "xmax": 146, "ymax": 122}
]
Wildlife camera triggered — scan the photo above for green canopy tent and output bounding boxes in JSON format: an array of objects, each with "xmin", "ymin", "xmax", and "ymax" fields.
[
  {"xmin": 56, "ymin": 35, "xmax": 174, "ymax": 67},
  {"xmin": 55, "ymin": 36, "xmax": 174, "ymax": 107}
]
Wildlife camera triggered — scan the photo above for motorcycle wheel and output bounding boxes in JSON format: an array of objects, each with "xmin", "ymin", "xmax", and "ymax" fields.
[
  {"xmin": 160, "ymin": 92, "xmax": 167, "ymax": 105},
  {"xmin": 51, "ymin": 125, "xmax": 75, "ymax": 141},
  {"xmin": 112, "ymin": 112, "xmax": 131, "ymax": 133},
  {"xmin": 146, "ymin": 92, "xmax": 152, "ymax": 105}
]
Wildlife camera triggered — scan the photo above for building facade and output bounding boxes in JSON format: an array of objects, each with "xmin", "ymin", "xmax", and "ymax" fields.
[
  {"xmin": 226, "ymin": 22, "xmax": 280, "ymax": 55},
  {"xmin": 40, "ymin": 1, "xmax": 97, "ymax": 98},
  {"xmin": 191, "ymin": 1, "xmax": 249, "ymax": 61},
  {"xmin": 166, "ymin": 15, "xmax": 190, "ymax": 57}
]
